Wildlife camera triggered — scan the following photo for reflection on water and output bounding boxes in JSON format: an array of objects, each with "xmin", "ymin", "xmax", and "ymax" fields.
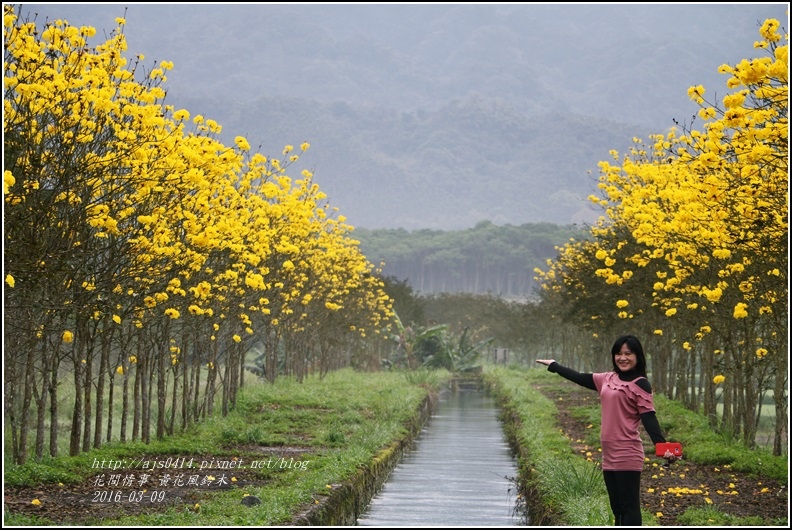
[{"xmin": 357, "ymin": 383, "xmax": 525, "ymax": 526}]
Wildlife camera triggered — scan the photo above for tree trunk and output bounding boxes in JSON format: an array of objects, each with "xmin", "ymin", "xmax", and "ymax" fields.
[
  {"xmin": 181, "ymin": 332, "xmax": 190, "ymax": 430},
  {"xmin": 192, "ymin": 346, "xmax": 201, "ymax": 422},
  {"xmin": 34, "ymin": 343, "xmax": 50, "ymax": 460},
  {"xmin": 34, "ymin": 381, "xmax": 46, "ymax": 461},
  {"xmin": 702, "ymin": 348, "xmax": 717, "ymax": 429},
  {"xmin": 239, "ymin": 346, "xmax": 246, "ymax": 389},
  {"xmin": 140, "ymin": 346, "xmax": 150, "ymax": 444},
  {"xmin": 157, "ymin": 336, "xmax": 167, "ymax": 440},
  {"xmin": 106, "ymin": 371, "xmax": 115, "ymax": 443},
  {"xmin": 741, "ymin": 364, "xmax": 758, "ymax": 448},
  {"xmin": 69, "ymin": 357, "xmax": 83, "ymax": 456},
  {"xmin": 169, "ymin": 364, "xmax": 178, "ymax": 435},
  {"xmin": 18, "ymin": 339, "xmax": 37, "ymax": 464},
  {"xmin": 49, "ymin": 358, "xmax": 59, "ymax": 457},
  {"xmin": 772, "ymin": 359, "xmax": 787, "ymax": 456},
  {"xmin": 132, "ymin": 343, "xmax": 141, "ymax": 441},
  {"xmin": 82, "ymin": 346, "xmax": 93, "ymax": 453},
  {"xmin": 94, "ymin": 328, "xmax": 110, "ymax": 449},
  {"xmin": 120, "ymin": 359, "xmax": 129, "ymax": 442},
  {"xmin": 5, "ymin": 340, "xmax": 21, "ymax": 464}
]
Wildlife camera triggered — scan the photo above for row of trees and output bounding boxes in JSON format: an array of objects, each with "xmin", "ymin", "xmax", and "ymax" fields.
[
  {"xmin": 533, "ymin": 18, "xmax": 787, "ymax": 455},
  {"xmin": 356, "ymin": 221, "xmax": 585, "ymax": 298},
  {"xmin": 3, "ymin": 6, "xmax": 393, "ymax": 464}
]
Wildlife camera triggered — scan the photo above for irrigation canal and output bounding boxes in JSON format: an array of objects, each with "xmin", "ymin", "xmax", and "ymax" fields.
[{"xmin": 356, "ymin": 382, "xmax": 525, "ymax": 526}]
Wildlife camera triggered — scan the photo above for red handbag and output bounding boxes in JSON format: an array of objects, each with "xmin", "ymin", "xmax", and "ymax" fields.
[{"xmin": 655, "ymin": 442, "xmax": 683, "ymax": 457}]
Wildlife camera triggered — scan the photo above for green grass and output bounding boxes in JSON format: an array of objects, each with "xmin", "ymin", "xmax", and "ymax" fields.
[
  {"xmin": 482, "ymin": 364, "xmax": 788, "ymax": 528},
  {"xmin": 675, "ymin": 504, "xmax": 785, "ymax": 526},
  {"xmin": 4, "ymin": 368, "xmax": 453, "ymax": 526},
  {"xmin": 533, "ymin": 455, "xmax": 610, "ymax": 525},
  {"xmin": 654, "ymin": 395, "xmax": 787, "ymax": 479},
  {"xmin": 6, "ymin": 364, "xmax": 785, "ymax": 527}
]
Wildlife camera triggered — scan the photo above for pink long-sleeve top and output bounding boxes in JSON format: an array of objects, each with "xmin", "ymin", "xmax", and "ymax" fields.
[{"xmin": 593, "ymin": 371, "xmax": 656, "ymax": 471}]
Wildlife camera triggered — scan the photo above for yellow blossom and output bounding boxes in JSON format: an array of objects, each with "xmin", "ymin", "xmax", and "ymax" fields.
[
  {"xmin": 235, "ymin": 136, "xmax": 250, "ymax": 151},
  {"xmin": 4, "ymin": 169, "xmax": 15, "ymax": 194},
  {"xmin": 733, "ymin": 302, "xmax": 749, "ymax": 319},
  {"xmin": 5, "ymin": 274, "xmax": 14, "ymax": 287}
]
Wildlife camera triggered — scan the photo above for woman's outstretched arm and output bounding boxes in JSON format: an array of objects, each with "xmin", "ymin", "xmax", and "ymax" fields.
[{"xmin": 535, "ymin": 360, "xmax": 596, "ymax": 390}]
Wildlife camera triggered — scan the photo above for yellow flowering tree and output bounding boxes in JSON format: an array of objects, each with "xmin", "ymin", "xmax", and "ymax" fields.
[
  {"xmin": 535, "ymin": 18, "xmax": 787, "ymax": 453},
  {"xmin": 3, "ymin": 7, "xmax": 190, "ymax": 457},
  {"xmin": 3, "ymin": 5, "xmax": 392, "ymax": 462}
]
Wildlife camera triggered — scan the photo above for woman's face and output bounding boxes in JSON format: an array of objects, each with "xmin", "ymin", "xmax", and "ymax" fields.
[{"xmin": 614, "ymin": 343, "xmax": 638, "ymax": 372}]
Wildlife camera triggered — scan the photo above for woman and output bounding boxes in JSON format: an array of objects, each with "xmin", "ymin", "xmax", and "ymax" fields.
[{"xmin": 536, "ymin": 334, "xmax": 677, "ymax": 526}]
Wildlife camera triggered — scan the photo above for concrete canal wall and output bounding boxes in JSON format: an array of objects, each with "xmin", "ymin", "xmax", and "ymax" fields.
[
  {"xmin": 292, "ymin": 375, "xmax": 528, "ymax": 526},
  {"xmin": 291, "ymin": 388, "xmax": 439, "ymax": 525}
]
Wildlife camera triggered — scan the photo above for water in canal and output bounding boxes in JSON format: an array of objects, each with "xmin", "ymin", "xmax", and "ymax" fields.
[{"xmin": 357, "ymin": 382, "xmax": 525, "ymax": 526}]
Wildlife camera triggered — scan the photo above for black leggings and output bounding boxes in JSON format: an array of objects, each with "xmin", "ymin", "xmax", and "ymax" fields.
[{"xmin": 602, "ymin": 470, "xmax": 642, "ymax": 526}]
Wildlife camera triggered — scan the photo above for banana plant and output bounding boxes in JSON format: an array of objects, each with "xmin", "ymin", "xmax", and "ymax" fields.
[
  {"xmin": 390, "ymin": 311, "xmax": 446, "ymax": 370},
  {"xmin": 421, "ymin": 326, "xmax": 494, "ymax": 372}
]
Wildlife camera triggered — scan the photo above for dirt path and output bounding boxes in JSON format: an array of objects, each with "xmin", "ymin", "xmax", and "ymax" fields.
[{"xmin": 539, "ymin": 385, "xmax": 788, "ymax": 526}]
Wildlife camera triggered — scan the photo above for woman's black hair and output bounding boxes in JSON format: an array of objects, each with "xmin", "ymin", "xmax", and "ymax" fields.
[{"xmin": 611, "ymin": 335, "xmax": 648, "ymax": 378}]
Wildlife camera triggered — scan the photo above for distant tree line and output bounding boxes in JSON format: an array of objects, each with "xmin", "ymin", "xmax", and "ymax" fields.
[{"xmin": 356, "ymin": 221, "xmax": 587, "ymax": 299}]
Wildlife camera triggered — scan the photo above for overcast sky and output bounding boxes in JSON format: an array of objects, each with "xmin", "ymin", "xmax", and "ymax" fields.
[
  {"xmin": 12, "ymin": 3, "xmax": 790, "ymax": 229},
  {"xmin": 19, "ymin": 3, "xmax": 789, "ymax": 131}
]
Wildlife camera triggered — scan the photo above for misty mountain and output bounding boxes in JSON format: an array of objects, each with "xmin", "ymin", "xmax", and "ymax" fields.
[
  {"xmin": 179, "ymin": 93, "xmax": 647, "ymax": 228},
  {"xmin": 20, "ymin": 3, "xmax": 788, "ymax": 229}
]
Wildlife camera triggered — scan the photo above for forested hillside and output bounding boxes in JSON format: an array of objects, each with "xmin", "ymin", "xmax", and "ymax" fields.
[
  {"xmin": 355, "ymin": 221, "xmax": 587, "ymax": 298},
  {"xmin": 180, "ymin": 94, "xmax": 648, "ymax": 229}
]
